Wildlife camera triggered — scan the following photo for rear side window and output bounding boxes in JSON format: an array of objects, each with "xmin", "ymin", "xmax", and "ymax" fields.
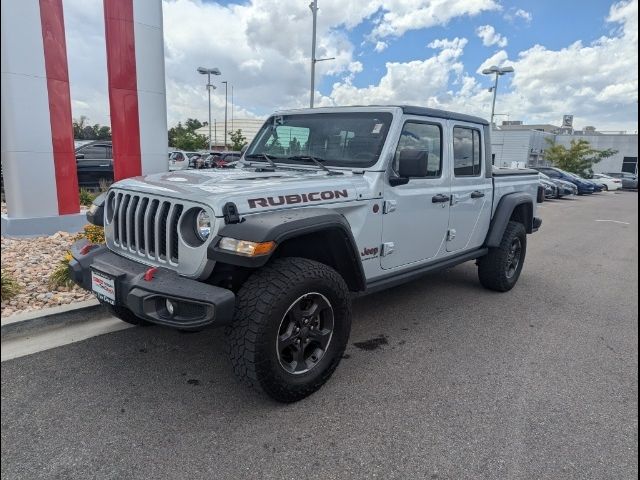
[
  {"xmin": 393, "ymin": 122, "xmax": 442, "ymax": 177},
  {"xmin": 453, "ymin": 127, "xmax": 481, "ymax": 176},
  {"xmin": 79, "ymin": 145, "xmax": 108, "ymax": 159}
]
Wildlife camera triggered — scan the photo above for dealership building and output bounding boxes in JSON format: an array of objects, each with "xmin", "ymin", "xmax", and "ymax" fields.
[
  {"xmin": 491, "ymin": 117, "xmax": 638, "ymax": 174},
  {"xmin": 491, "ymin": 115, "xmax": 638, "ymax": 174}
]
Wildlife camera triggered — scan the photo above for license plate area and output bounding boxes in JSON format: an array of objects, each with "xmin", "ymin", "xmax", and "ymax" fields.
[{"xmin": 91, "ymin": 269, "xmax": 116, "ymax": 305}]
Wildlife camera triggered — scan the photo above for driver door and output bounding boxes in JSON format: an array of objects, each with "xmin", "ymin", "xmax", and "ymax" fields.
[{"xmin": 381, "ymin": 118, "xmax": 450, "ymax": 269}]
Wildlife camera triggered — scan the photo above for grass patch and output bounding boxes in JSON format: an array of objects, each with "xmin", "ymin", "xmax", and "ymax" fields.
[
  {"xmin": 1, "ymin": 270, "xmax": 20, "ymax": 301},
  {"xmin": 79, "ymin": 188, "xmax": 97, "ymax": 207},
  {"xmin": 48, "ymin": 252, "xmax": 74, "ymax": 288}
]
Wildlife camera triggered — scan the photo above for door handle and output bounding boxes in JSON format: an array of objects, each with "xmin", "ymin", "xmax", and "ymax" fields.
[
  {"xmin": 432, "ymin": 194, "xmax": 450, "ymax": 203},
  {"xmin": 470, "ymin": 190, "xmax": 485, "ymax": 199}
]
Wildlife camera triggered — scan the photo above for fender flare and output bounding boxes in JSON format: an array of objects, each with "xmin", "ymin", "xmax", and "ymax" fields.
[
  {"xmin": 484, "ymin": 193, "xmax": 534, "ymax": 248},
  {"xmin": 207, "ymin": 208, "xmax": 366, "ymax": 290}
]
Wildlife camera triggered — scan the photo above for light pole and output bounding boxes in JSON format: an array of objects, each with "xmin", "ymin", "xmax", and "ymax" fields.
[
  {"xmin": 481, "ymin": 65, "xmax": 514, "ymax": 128},
  {"xmin": 231, "ymin": 84, "xmax": 234, "ymax": 132},
  {"xmin": 197, "ymin": 66, "xmax": 221, "ymax": 150},
  {"xmin": 309, "ymin": 1, "xmax": 335, "ymax": 108},
  {"xmin": 222, "ymin": 80, "xmax": 228, "ymax": 149}
]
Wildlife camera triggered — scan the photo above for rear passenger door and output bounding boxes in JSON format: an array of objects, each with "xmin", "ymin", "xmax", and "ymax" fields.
[{"xmin": 446, "ymin": 122, "xmax": 492, "ymax": 252}]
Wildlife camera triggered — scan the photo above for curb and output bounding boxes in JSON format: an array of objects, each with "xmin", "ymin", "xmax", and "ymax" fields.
[{"xmin": 1, "ymin": 299, "xmax": 111, "ymax": 340}]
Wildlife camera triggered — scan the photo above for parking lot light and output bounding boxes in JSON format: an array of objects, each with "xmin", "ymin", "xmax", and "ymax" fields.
[{"xmin": 482, "ymin": 65, "xmax": 514, "ymax": 128}]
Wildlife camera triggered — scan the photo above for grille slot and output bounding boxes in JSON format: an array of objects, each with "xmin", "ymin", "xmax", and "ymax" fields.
[{"xmin": 110, "ymin": 193, "xmax": 185, "ymax": 265}]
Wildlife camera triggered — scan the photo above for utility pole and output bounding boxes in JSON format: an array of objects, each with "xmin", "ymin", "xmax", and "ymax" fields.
[
  {"xmin": 309, "ymin": 1, "xmax": 334, "ymax": 108},
  {"xmin": 481, "ymin": 65, "xmax": 514, "ymax": 128},
  {"xmin": 222, "ymin": 81, "xmax": 228, "ymax": 149},
  {"xmin": 197, "ymin": 67, "xmax": 221, "ymax": 150}
]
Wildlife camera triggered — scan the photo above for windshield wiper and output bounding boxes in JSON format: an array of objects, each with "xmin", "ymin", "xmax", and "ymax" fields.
[
  {"xmin": 286, "ymin": 155, "xmax": 343, "ymax": 176},
  {"xmin": 245, "ymin": 153, "xmax": 278, "ymax": 171}
]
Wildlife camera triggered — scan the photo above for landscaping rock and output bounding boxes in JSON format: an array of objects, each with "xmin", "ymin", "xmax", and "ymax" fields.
[{"xmin": 1, "ymin": 231, "xmax": 94, "ymax": 317}]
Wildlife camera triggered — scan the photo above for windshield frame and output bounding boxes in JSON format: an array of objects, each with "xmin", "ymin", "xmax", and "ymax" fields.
[{"xmin": 245, "ymin": 110, "xmax": 396, "ymax": 169}]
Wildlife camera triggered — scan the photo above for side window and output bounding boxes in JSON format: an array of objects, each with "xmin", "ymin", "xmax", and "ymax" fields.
[
  {"xmin": 453, "ymin": 127, "xmax": 481, "ymax": 176},
  {"xmin": 80, "ymin": 145, "xmax": 107, "ymax": 159},
  {"xmin": 393, "ymin": 122, "xmax": 442, "ymax": 177}
]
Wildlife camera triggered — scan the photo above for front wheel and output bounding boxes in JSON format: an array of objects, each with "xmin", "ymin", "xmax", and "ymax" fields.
[
  {"xmin": 478, "ymin": 221, "xmax": 527, "ymax": 292},
  {"xmin": 226, "ymin": 258, "xmax": 351, "ymax": 402}
]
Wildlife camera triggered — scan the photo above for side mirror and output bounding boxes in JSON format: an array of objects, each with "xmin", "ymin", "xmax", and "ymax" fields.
[
  {"xmin": 398, "ymin": 149, "xmax": 429, "ymax": 177},
  {"xmin": 75, "ymin": 153, "xmax": 85, "ymax": 159},
  {"xmin": 390, "ymin": 150, "xmax": 429, "ymax": 186},
  {"xmin": 86, "ymin": 192, "xmax": 106, "ymax": 227}
]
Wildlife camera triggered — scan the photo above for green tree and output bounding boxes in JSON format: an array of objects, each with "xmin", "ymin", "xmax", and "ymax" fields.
[
  {"xmin": 229, "ymin": 129, "xmax": 248, "ymax": 151},
  {"xmin": 544, "ymin": 139, "xmax": 617, "ymax": 177},
  {"xmin": 73, "ymin": 116, "xmax": 112, "ymax": 140},
  {"xmin": 289, "ymin": 137, "xmax": 301, "ymax": 155},
  {"xmin": 168, "ymin": 119, "xmax": 208, "ymax": 150}
]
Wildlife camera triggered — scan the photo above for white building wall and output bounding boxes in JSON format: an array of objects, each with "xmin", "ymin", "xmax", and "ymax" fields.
[{"xmin": 554, "ymin": 133, "xmax": 638, "ymax": 174}]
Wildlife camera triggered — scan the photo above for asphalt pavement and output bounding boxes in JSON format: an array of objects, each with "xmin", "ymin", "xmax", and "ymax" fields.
[{"xmin": 2, "ymin": 191, "xmax": 638, "ymax": 480}]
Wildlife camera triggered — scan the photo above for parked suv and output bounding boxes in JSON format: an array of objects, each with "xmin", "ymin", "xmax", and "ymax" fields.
[
  {"xmin": 71, "ymin": 105, "xmax": 541, "ymax": 402},
  {"xmin": 533, "ymin": 167, "xmax": 595, "ymax": 195},
  {"xmin": 605, "ymin": 172, "xmax": 638, "ymax": 190},
  {"xmin": 75, "ymin": 141, "xmax": 113, "ymax": 188}
]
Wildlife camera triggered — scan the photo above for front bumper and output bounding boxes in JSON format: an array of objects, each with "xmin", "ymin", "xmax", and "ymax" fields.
[{"xmin": 69, "ymin": 240, "xmax": 235, "ymax": 330}]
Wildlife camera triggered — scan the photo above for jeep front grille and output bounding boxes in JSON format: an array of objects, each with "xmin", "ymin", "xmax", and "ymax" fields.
[{"xmin": 110, "ymin": 192, "xmax": 184, "ymax": 265}]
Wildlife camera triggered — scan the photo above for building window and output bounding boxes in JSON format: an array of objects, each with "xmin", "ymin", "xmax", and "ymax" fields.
[{"xmin": 622, "ymin": 157, "xmax": 637, "ymax": 174}]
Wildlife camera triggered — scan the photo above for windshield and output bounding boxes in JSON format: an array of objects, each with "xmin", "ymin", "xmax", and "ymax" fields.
[{"xmin": 246, "ymin": 112, "xmax": 393, "ymax": 168}]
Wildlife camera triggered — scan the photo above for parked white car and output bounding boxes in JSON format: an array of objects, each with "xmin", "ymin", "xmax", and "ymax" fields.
[
  {"xmin": 168, "ymin": 150, "xmax": 194, "ymax": 171},
  {"xmin": 591, "ymin": 173, "xmax": 622, "ymax": 191}
]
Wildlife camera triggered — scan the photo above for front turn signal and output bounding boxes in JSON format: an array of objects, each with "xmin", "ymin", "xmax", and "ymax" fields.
[{"xmin": 218, "ymin": 237, "xmax": 276, "ymax": 257}]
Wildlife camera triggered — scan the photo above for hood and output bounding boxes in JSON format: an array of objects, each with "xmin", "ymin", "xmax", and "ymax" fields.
[{"xmin": 112, "ymin": 165, "xmax": 374, "ymax": 215}]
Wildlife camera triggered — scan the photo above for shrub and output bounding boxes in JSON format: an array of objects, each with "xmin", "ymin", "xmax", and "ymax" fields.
[
  {"xmin": 98, "ymin": 178, "xmax": 112, "ymax": 193},
  {"xmin": 1, "ymin": 270, "xmax": 20, "ymax": 301},
  {"xmin": 48, "ymin": 252, "xmax": 74, "ymax": 288},
  {"xmin": 82, "ymin": 224, "xmax": 105, "ymax": 244},
  {"xmin": 79, "ymin": 188, "xmax": 97, "ymax": 207},
  {"xmin": 49, "ymin": 225, "xmax": 105, "ymax": 288}
]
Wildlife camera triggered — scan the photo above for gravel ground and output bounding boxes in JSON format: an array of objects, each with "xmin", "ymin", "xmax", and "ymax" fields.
[{"xmin": 1, "ymin": 232, "xmax": 93, "ymax": 317}]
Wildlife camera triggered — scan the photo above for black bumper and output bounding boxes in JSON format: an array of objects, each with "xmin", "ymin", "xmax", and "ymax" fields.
[{"xmin": 69, "ymin": 240, "xmax": 235, "ymax": 330}]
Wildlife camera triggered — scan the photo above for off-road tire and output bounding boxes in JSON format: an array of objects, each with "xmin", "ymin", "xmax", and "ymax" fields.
[
  {"xmin": 226, "ymin": 257, "xmax": 351, "ymax": 403},
  {"xmin": 106, "ymin": 304, "xmax": 149, "ymax": 326},
  {"xmin": 478, "ymin": 221, "xmax": 527, "ymax": 292}
]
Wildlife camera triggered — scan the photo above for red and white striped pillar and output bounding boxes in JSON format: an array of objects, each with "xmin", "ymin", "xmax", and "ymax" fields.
[
  {"xmin": 1, "ymin": 0, "xmax": 79, "ymax": 221},
  {"xmin": 104, "ymin": 0, "xmax": 168, "ymax": 180},
  {"xmin": 1, "ymin": 0, "xmax": 167, "ymax": 235}
]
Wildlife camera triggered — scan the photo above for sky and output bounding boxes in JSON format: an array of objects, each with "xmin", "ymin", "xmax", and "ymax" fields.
[{"xmin": 63, "ymin": 0, "xmax": 638, "ymax": 132}]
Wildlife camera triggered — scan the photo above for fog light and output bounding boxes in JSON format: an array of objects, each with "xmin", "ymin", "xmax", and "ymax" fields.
[{"xmin": 165, "ymin": 299, "xmax": 176, "ymax": 316}]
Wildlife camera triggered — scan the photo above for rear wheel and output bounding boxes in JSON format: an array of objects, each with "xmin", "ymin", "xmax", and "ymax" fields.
[
  {"xmin": 478, "ymin": 221, "xmax": 527, "ymax": 292},
  {"xmin": 226, "ymin": 257, "xmax": 351, "ymax": 402}
]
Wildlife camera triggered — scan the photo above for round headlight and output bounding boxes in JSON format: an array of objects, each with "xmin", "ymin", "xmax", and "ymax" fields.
[{"xmin": 195, "ymin": 209, "xmax": 212, "ymax": 241}]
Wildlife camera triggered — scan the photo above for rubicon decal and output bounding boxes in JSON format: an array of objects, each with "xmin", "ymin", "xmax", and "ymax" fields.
[{"xmin": 248, "ymin": 190, "xmax": 349, "ymax": 209}]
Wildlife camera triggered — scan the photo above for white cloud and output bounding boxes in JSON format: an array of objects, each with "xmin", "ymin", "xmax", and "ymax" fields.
[
  {"xmin": 370, "ymin": 0, "xmax": 500, "ymax": 39},
  {"xmin": 476, "ymin": 25, "xmax": 508, "ymax": 47},
  {"xmin": 515, "ymin": 9, "xmax": 532, "ymax": 22},
  {"xmin": 317, "ymin": 37, "xmax": 468, "ymax": 107},
  {"xmin": 374, "ymin": 41, "xmax": 388, "ymax": 52},
  {"xmin": 476, "ymin": 50, "xmax": 509, "ymax": 73}
]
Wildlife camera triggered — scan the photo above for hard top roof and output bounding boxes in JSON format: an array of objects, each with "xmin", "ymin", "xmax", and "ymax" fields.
[{"xmin": 272, "ymin": 105, "xmax": 488, "ymax": 126}]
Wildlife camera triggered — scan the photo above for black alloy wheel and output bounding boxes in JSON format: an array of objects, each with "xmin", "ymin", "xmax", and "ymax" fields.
[{"xmin": 276, "ymin": 293, "xmax": 334, "ymax": 374}]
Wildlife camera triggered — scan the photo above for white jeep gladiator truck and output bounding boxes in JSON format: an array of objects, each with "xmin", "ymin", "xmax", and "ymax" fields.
[{"xmin": 72, "ymin": 106, "xmax": 542, "ymax": 402}]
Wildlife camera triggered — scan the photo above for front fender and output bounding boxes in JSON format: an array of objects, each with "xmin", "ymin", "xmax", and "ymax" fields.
[{"xmin": 207, "ymin": 208, "xmax": 365, "ymax": 289}]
